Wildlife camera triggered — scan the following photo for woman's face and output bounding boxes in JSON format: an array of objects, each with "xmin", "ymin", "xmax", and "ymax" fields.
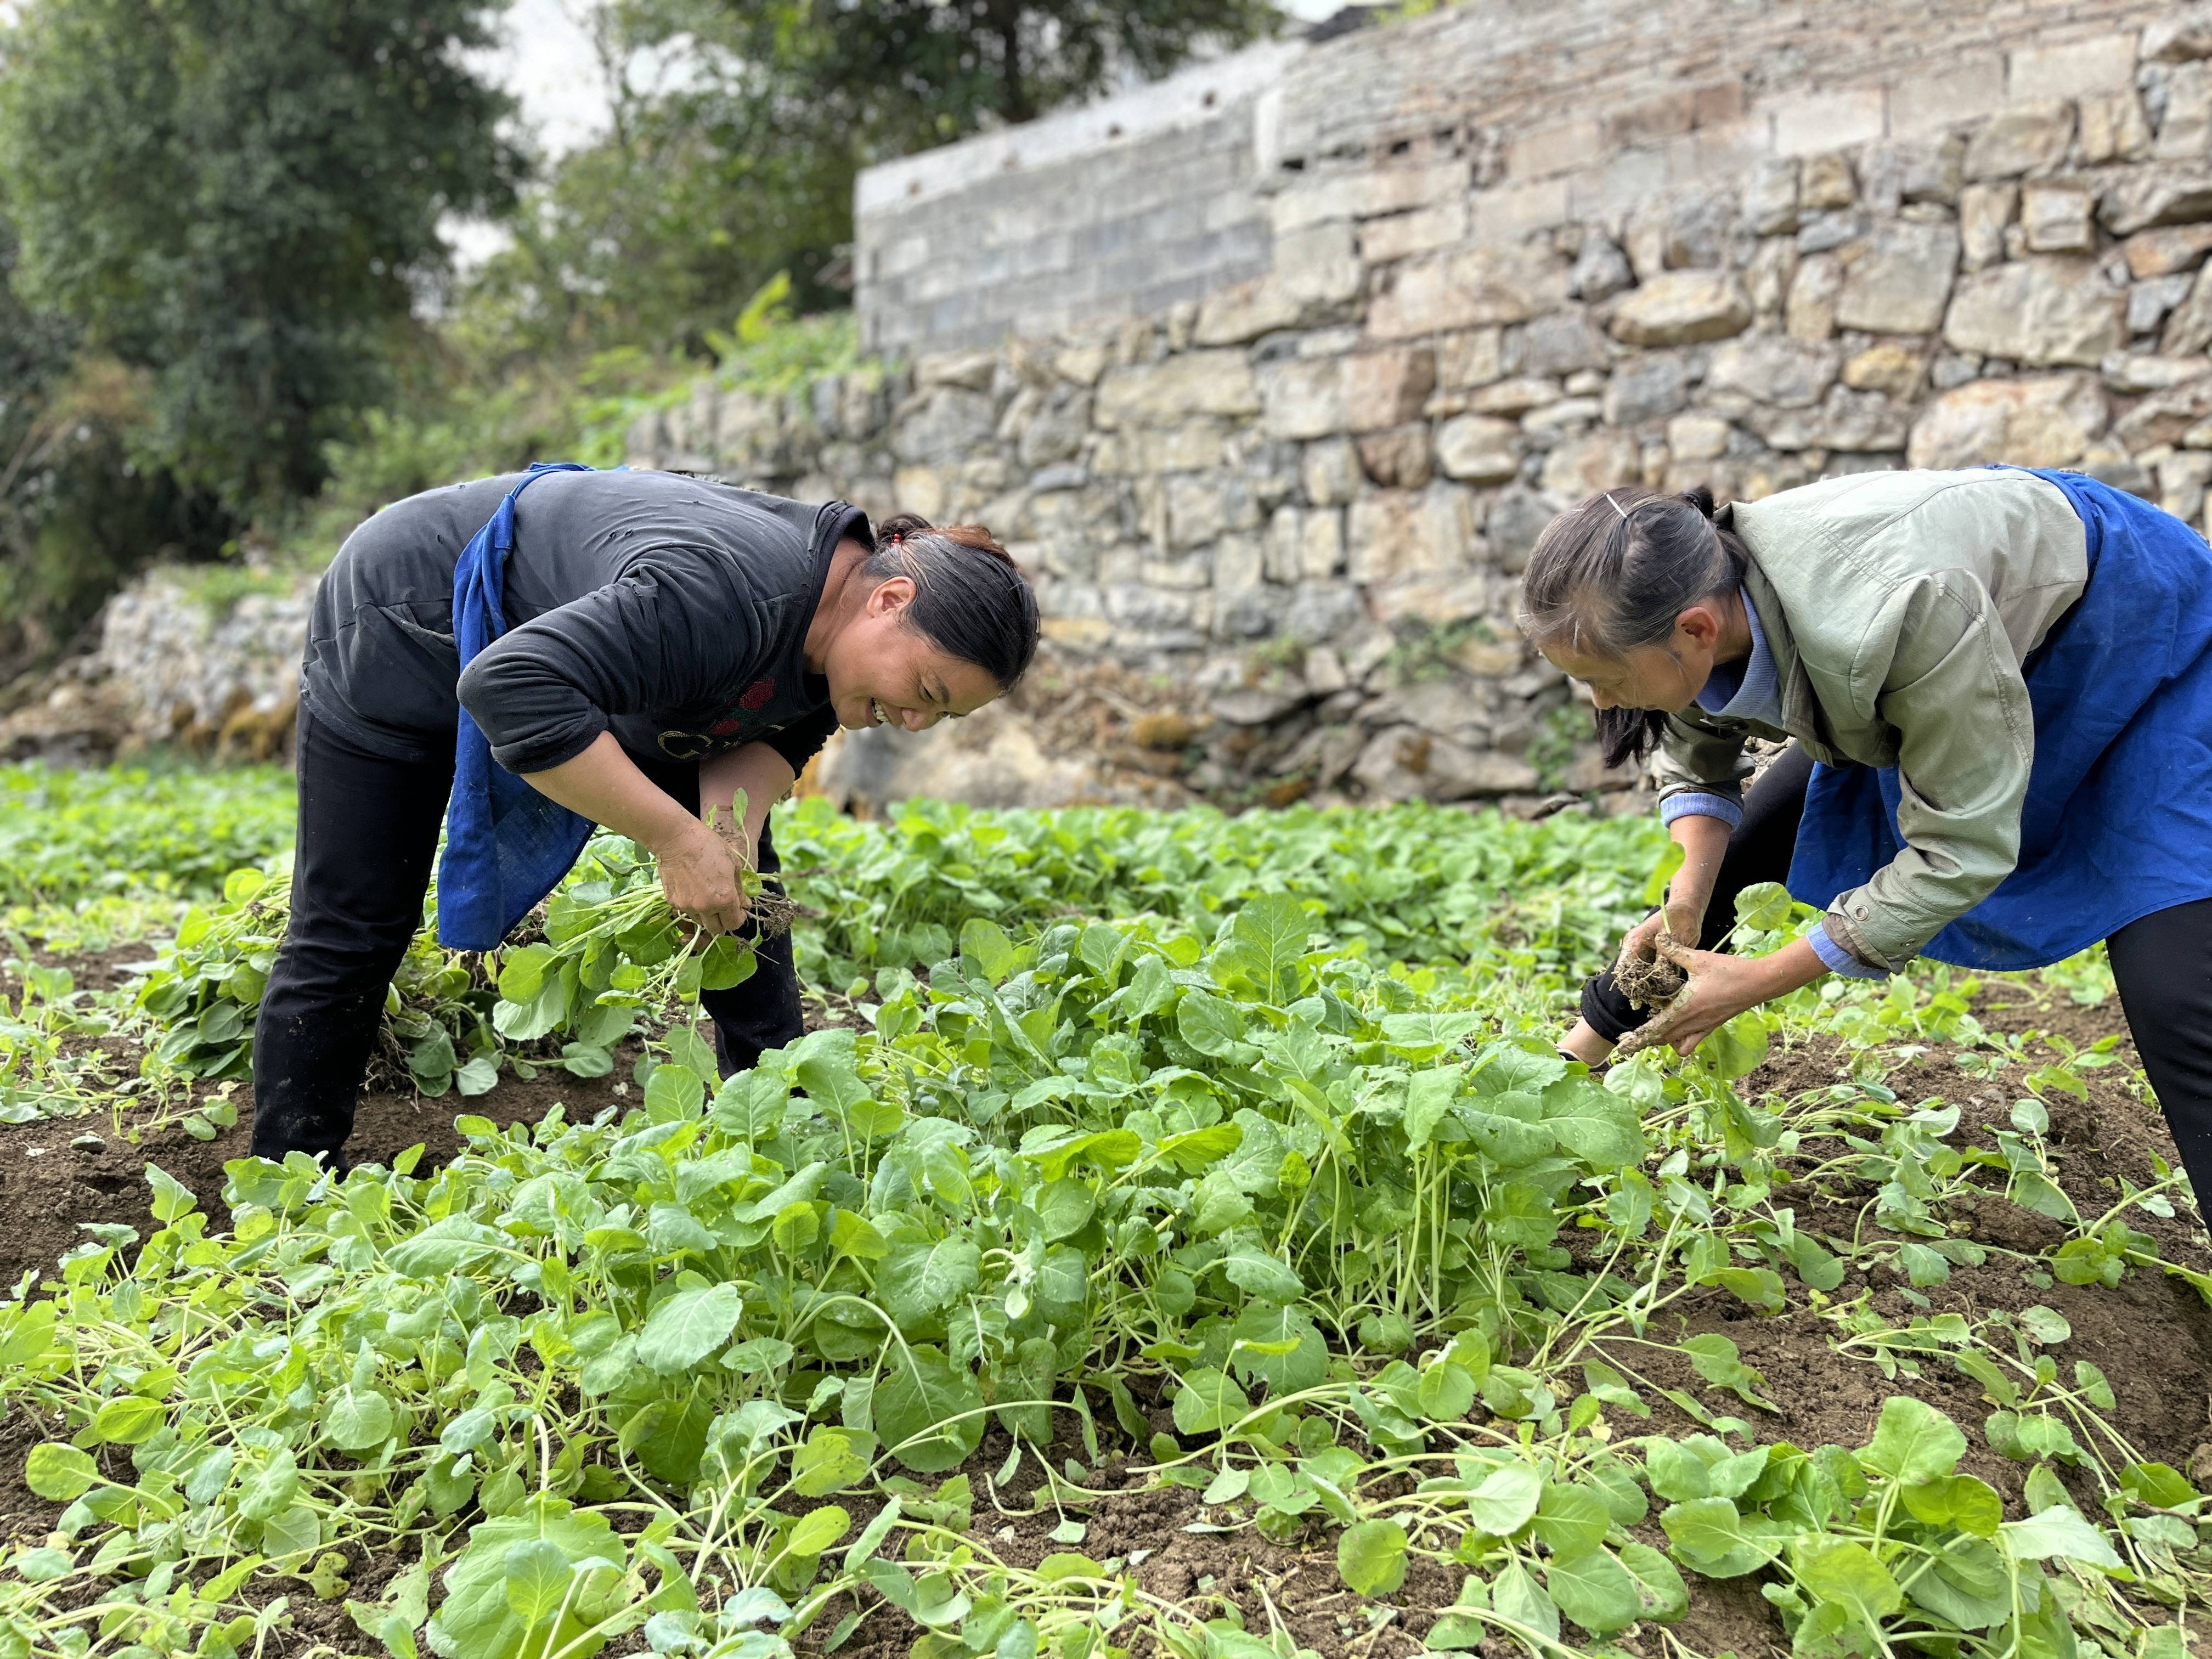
[
  {"xmin": 1537, "ymin": 606, "xmax": 1723, "ymax": 714},
  {"xmin": 822, "ymin": 576, "xmax": 1003, "ymax": 733}
]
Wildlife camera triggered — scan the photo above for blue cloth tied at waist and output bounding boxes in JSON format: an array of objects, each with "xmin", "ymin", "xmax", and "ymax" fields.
[
  {"xmin": 1787, "ymin": 468, "xmax": 2212, "ymax": 970},
  {"xmin": 436, "ymin": 462, "xmax": 597, "ymax": 950}
]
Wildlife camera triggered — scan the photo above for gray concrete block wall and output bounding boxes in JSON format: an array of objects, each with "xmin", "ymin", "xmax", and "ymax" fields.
[{"xmin": 857, "ymin": 88, "xmax": 1277, "ymax": 356}]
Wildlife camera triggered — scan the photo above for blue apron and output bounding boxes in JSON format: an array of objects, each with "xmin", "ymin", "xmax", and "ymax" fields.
[
  {"xmin": 1787, "ymin": 469, "xmax": 2212, "ymax": 970},
  {"xmin": 435, "ymin": 462, "xmax": 598, "ymax": 951}
]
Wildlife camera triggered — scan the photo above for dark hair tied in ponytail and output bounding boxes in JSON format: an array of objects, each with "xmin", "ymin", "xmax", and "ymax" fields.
[
  {"xmin": 865, "ymin": 512, "xmax": 1041, "ymax": 690},
  {"xmin": 1517, "ymin": 483, "xmax": 1748, "ymax": 766}
]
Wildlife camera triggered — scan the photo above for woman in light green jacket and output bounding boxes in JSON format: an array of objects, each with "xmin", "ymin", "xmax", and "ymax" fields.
[{"xmin": 1520, "ymin": 466, "xmax": 2212, "ymax": 1199}]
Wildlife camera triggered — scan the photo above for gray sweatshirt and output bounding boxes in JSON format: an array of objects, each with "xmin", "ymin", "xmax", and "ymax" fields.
[{"xmin": 300, "ymin": 470, "xmax": 860, "ymax": 776}]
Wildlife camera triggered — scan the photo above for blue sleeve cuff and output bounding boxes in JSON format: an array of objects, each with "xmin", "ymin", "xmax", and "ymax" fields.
[
  {"xmin": 1809, "ymin": 920, "xmax": 1889, "ymax": 980},
  {"xmin": 1658, "ymin": 791, "xmax": 1744, "ymax": 831}
]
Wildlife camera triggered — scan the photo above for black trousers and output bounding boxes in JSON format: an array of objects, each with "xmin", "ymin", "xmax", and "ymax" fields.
[
  {"xmin": 249, "ymin": 708, "xmax": 804, "ymax": 1164},
  {"xmin": 1579, "ymin": 744, "xmax": 2212, "ymax": 1205}
]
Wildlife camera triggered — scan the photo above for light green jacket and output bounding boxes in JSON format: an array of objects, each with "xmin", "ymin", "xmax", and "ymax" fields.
[{"xmin": 1655, "ymin": 468, "xmax": 2088, "ymax": 971}]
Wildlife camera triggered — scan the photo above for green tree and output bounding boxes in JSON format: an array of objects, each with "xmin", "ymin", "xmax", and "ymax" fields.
[
  {"xmin": 0, "ymin": 222, "xmax": 224, "ymax": 678},
  {"xmin": 0, "ymin": 0, "xmax": 526, "ymax": 511},
  {"xmin": 466, "ymin": 0, "xmax": 1280, "ymax": 360},
  {"xmin": 463, "ymin": 61, "xmax": 855, "ymax": 360},
  {"xmin": 766, "ymin": 0, "xmax": 1285, "ymax": 137}
]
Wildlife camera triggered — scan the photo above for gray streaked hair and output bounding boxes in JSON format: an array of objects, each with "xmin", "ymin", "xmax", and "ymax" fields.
[{"xmin": 1517, "ymin": 483, "xmax": 1747, "ymax": 659}]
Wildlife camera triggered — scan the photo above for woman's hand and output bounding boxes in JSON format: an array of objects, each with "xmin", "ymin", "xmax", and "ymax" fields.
[
  {"xmin": 1616, "ymin": 897, "xmax": 1704, "ymax": 977},
  {"xmin": 1617, "ymin": 935, "xmax": 1829, "ymax": 1058},
  {"xmin": 654, "ymin": 817, "xmax": 751, "ymax": 934}
]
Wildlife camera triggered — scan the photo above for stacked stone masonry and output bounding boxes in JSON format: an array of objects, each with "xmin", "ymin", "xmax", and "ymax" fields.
[{"xmin": 629, "ymin": 0, "xmax": 2212, "ymax": 805}]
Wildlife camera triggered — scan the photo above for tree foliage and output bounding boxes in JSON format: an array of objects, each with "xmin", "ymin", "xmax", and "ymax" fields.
[
  {"xmin": 469, "ymin": 0, "xmax": 1281, "ymax": 359},
  {"xmin": 0, "ymin": 223, "xmax": 226, "ymax": 677},
  {"xmin": 0, "ymin": 0, "xmax": 525, "ymax": 511},
  {"xmin": 767, "ymin": 0, "xmax": 1285, "ymax": 136}
]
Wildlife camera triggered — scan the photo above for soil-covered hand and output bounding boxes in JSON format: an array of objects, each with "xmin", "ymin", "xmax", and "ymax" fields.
[
  {"xmin": 1615, "ymin": 936, "xmax": 1765, "ymax": 1057},
  {"xmin": 1620, "ymin": 899, "xmax": 1702, "ymax": 967},
  {"xmin": 654, "ymin": 819, "xmax": 751, "ymax": 934},
  {"xmin": 1612, "ymin": 901, "xmax": 1701, "ymax": 1011}
]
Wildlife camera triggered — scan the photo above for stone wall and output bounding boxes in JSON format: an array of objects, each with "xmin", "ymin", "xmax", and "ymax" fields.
[
  {"xmin": 854, "ymin": 41, "xmax": 1306, "ymax": 357},
  {"xmin": 627, "ymin": 0, "xmax": 2212, "ymax": 810},
  {"xmin": 22, "ymin": 0, "xmax": 2212, "ymax": 816},
  {"xmin": 1, "ymin": 575, "xmax": 309, "ymax": 766}
]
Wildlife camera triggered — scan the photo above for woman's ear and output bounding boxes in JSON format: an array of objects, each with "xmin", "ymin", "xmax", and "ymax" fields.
[
  {"xmin": 1675, "ymin": 602, "xmax": 1722, "ymax": 651},
  {"xmin": 866, "ymin": 574, "xmax": 917, "ymax": 618}
]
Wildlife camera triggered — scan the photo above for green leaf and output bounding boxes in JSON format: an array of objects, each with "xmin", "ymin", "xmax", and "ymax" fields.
[
  {"xmin": 875, "ymin": 1347, "xmax": 985, "ymax": 1474},
  {"xmin": 1034, "ymin": 1178, "xmax": 1094, "ymax": 1242},
  {"xmin": 1217, "ymin": 1237, "xmax": 1304, "ymax": 1303},
  {"xmin": 1643, "ymin": 840, "xmax": 1686, "ymax": 909},
  {"xmin": 1531, "ymin": 1481, "xmax": 1610, "ymax": 1560},
  {"xmin": 428, "ymin": 1500, "xmax": 624, "ymax": 1659},
  {"xmin": 1900, "ymin": 1474, "xmax": 2002, "ymax": 1538},
  {"xmin": 260, "ymin": 1503, "xmax": 321, "ymax": 1561},
  {"xmin": 1660, "ymin": 1498, "xmax": 1777, "ymax": 1578},
  {"xmin": 698, "ymin": 935, "xmax": 756, "ymax": 990},
  {"xmin": 325, "ymin": 1387, "xmax": 396, "ymax": 1452},
  {"xmin": 1176, "ymin": 989, "xmax": 1250, "ymax": 1058},
  {"xmin": 496, "ymin": 944, "xmax": 556, "ymax": 1003},
  {"xmin": 560, "ymin": 1042, "xmax": 614, "ymax": 1077},
  {"xmin": 1796, "ymin": 1538, "xmax": 1902, "ymax": 1625},
  {"xmin": 1679, "ymin": 1333, "xmax": 1778, "ymax": 1410},
  {"xmin": 1171, "ymin": 1368, "xmax": 1251, "ymax": 1437},
  {"xmin": 1215, "ymin": 893, "xmax": 1309, "ymax": 1003},
  {"xmin": 145, "ymin": 1161, "xmax": 198, "ymax": 1223},
  {"xmin": 1228, "ymin": 1302, "xmax": 1326, "ymax": 1396},
  {"xmin": 1335, "ymin": 1519, "xmax": 1409, "ymax": 1597},
  {"xmin": 636, "ymin": 1283, "xmax": 746, "ymax": 1374},
  {"xmin": 1415, "ymin": 1360, "xmax": 1476, "ymax": 1423},
  {"xmin": 2121, "ymin": 1462, "xmax": 2197, "ymax": 1509},
  {"xmin": 2000, "ymin": 1505, "xmax": 2123, "ymax": 1569},
  {"xmin": 644, "ymin": 1063, "xmax": 705, "ymax": 1119},
  {"xmin": 1545, "ymin": 1547, "xmax": 1640, "ymax": 1635},
  {"xmin": 1700, "ymin": 1013, "xmax": 1768, "ymax": 1080},
  {"xmin": 1643, "ymin": 1440, "xmax": 1712, "ymax": 1503},
  {"xmin": 2016, "ymin": 1305, "xmax": 2071, "ymax": 1345},
  {"xmin": 1619, "ymin": 1541, "xmax": 1689, "ymax": 1622},
  {"xmin": 1403, "ymin": 1066, "xmax": 1460, "ymax": 1151},
  {"xmin": 1733, "ymin": 882, "xmax": 1795, "ymax": 930},
  {"xmin": 1155, "ymin": 1123, "xmax": 1243, "ymax": 1173},
  {"xmin": 1860, "ymin": 1396, "xmax": 1967, "ymax": 1485},
  {"xmin": 502, "ymin": 1539, "xmax": 573, "ymax": 1625},
  {"xmin": 24, "ymin": 1444, "xmax": 98, "ymax": 1502},
  {"xmin": 787, "ymin": 1504, "xmax": 851, "ymax": 1558},
  {"xmin": 878, "ymin": 1237, "xmax": 983, "ymax": 1327},
  {"xmin": 1379, "ymin": 1010, "xmax": 1486, "ymax": 1053},
  {"xmin": 88, "ymin": 1394, "xmax": 165, "ymax": 1446},
  {"xmin": 960, "ymin": 918, "xmax": 1017, "ymax": 983},
  {"xmin": 1462, "ymin": 1463, "xmax": 1542, "ymax": 1537},
  {"xmin": 790, "ymin": 1429, "xmax": 868, "ymax": 1497},
  {"xmin": 1539, "ymin": 1083, "xmax": 1646, "ymax": 1169},
  {"xmin": 1491, "ymin": 1563, "xmax": 1560, "ymax": 1645}
]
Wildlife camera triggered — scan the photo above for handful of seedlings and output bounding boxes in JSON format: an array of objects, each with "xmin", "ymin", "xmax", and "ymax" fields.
[{"xmin": 490, "ymin": 791, "xmax": 790, "ymax": 1074}]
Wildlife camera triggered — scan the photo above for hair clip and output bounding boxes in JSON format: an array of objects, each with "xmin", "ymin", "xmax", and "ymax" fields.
[{"xmin": 1602, "ymin": 492, "xmax": 1628, "ymax": 520}]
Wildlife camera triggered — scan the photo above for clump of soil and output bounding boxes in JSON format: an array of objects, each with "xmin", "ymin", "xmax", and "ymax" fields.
[{"xmin": 1613, "ymin": 936, "xmax": 1687, "ymax": 1009}]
